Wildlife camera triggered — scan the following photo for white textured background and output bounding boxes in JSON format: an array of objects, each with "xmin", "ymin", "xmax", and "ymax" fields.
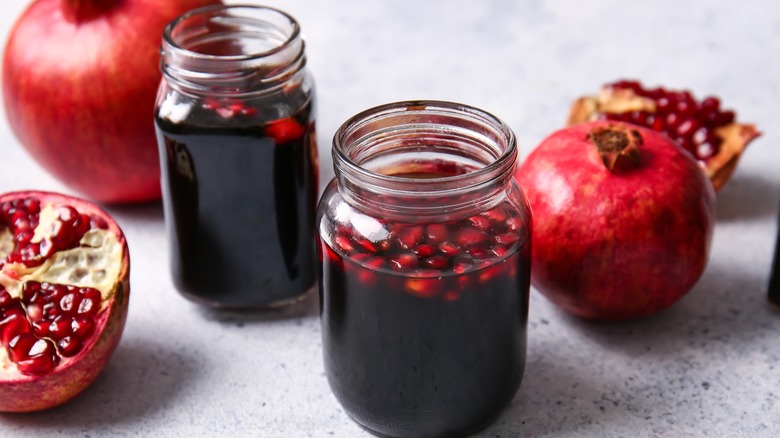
[{"xmin": 1, "ymin": 0, "xmax": 779, "ymax": 436}]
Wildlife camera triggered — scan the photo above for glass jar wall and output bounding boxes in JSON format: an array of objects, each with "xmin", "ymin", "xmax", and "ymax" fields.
[{"xmin": 316, "ymin": 101, "xmax": 531, "ymax": 437}]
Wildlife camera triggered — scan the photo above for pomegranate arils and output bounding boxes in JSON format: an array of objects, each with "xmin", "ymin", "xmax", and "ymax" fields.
[
  {"xmin": 0, "ymin": 280, "xmax": 104, "ymax": 375},
  {"xmin": 326, "ymin": 200, "xmax": 527, "ymax": 299},
  {"xmin": 604, "ymin": 80, "xmax": 743, "ymax": 161},
  {"xmin": 1, "ymin": 196, "xmax": 97, "ymax": 269},
  {"xmin": 455, "ymin": 228, "xmax": 488, "ymax": 248}
]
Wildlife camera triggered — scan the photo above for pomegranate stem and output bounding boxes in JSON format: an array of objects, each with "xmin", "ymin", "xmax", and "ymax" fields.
[{"xmin": 588, "ymin": 125, "xmax": 642, "ymax": 173}]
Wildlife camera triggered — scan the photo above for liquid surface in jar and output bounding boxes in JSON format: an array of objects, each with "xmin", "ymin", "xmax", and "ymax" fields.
[
  {"xmin": 318, "ymin": 162, "xmax": 530, "ymax": 436},
  {"xmin": 155, "ymin": 97, "xmax": 318, "ymax": 307}
]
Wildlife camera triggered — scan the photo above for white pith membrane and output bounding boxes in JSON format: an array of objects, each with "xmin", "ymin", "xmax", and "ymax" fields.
[{"xmin": 0, "ymin": 203, "xmax": 123, "ymax": 374}]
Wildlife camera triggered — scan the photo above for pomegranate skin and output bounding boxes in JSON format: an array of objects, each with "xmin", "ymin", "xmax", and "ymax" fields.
[
  {"xmin": 2, "ymin": 0, "xmax": 220, "ymax": 204},
  {"xmin": 0, "ymin": 191, "xmax": 130, "ymax": 412},
  {"xmin": 516, "ymin": 122, "xmax": 716, "ymax": 320}
]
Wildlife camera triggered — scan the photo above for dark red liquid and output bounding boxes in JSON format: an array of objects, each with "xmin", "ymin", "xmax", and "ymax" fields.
[
  {"xmin": 318, "ymin": 196, "xmax": 530, "ymax": 436},
  {"xmin": 155, "ymin": 98, "xmax": 317, "ymax": 307}
]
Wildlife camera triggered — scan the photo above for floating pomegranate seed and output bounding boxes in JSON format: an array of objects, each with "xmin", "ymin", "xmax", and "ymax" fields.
[
  {"xmin": 426, "ymin": 224, "xmax": 449, "ymax": 244},
  {"xmin": 265, "ymin": 117, "xmax": 306, "ymax": 144},
  {"xmin": 494, "ymin": 232, "xmax": 520, "ymax": 246},
  {"xmin": 421, "ymin": 255, "xmax": 450, "ymax": 270},
  {"xmin": 413, "ymin": 244, "xmax": 436, "ymax": 258},
  {"xmin": 354, "ymin": 237, "xmax": 378, "ymax": 253},
  {"xmin": 455, "ymin": 228, "xmax": 487, "ymax": 248},
  {"xmin": 398, "ymin": 226, "xmax": 424, "ymax": 249},
  {"xmin": 335, "ymin": 235, "xmax": 355, "ymax": 253},
  {"xmin": 438, "ymin": 241, "xmax": 460, "ymax": 256},
  {"xmin": 390, "ymin": 253, "xmax": 419, "ymax": 271},
  {"xmin": 467, "ymin": 215, "xmax": 491, "ymax": 231}
]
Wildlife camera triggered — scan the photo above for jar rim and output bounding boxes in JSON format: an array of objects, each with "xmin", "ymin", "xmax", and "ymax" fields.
[
  {"xmin": 162, "ymin": 4, "xmax": 301, "ymax": 62},
  {"xmin": 333, "ymin": 100, "xmax": 517, "ymax": 193}
]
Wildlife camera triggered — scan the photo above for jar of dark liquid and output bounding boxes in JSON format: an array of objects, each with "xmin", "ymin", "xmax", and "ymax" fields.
[
  {"xmin": 154, "ymin": 5, "xmax": 318, "ymax": 308},
  {"xmin": 316, "ymin": 101, "xmax": 531, "ymax": 437}
]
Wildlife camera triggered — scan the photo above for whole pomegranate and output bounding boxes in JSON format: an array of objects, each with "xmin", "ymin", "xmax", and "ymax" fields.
[
  {"xmin": 516, "ymin": 122, "xmax": 715, "ymax": 320},
  {"xmin": 2, "ymin": 0, "xmax": 221, "ymax": 204},
  {"xmin": 568, "ymin": 79, "xmax": 760, "ymax": 190},
  {"xmin": 0, "ymin": 191, "xmax": 130, "ymax": 412}
]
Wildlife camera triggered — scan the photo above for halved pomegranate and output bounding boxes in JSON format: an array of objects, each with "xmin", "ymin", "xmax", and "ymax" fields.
[
  {"xmin": 567, "ymin": 79, "xmax": 760, "ymax": 190},
  {"xmin": 0, "ymin": 191, "xmax": 129, "ymax": 412}
]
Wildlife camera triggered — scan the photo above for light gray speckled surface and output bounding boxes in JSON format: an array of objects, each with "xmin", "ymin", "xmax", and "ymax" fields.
[{"xmin": 1, "ymin": 0, "xmax": 779, "ymax": 437}]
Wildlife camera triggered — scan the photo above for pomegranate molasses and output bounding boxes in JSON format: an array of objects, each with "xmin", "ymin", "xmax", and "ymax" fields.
[
  {"xmin": 317, "ymin": 101, "xmax": 531, "ymax": 436},
  {"xmin": 155, "ymin": 5, "xmax": 317, "ymax": 307}
]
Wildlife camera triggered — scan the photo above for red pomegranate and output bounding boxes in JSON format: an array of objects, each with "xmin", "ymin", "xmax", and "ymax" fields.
[
  {"xmin": 567, "ymin": 80, "xmax": 760, "ymax": 190},
  {"xmin": 0, "ymin": 191, "xmax": 130, "ymax": 412},
  {"xmin": 516, "ymin": 122, "xmax": 715, "ymax": 320},
  {"xmin": 2, "ymin": 0, "xmax": 221, "ymax": 204}
]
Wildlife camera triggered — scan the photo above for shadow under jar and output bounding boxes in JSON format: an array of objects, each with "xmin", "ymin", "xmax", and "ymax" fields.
[
  {"xmin": 316, "ymin": 101, "xmax": 532, "ymax": 437},
  {"xmin": 154, "ymin": 5, "xmax": 318, "ymax": 308}
]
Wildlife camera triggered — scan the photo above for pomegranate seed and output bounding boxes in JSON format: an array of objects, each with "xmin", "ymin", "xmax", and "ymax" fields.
[
  {"xmin": 426, "ymin": 224, "xmax": 449, "ymax": 244},
  {"xmin": 71, "ymin": 317, "xmax": 95, "ymax": 339},
  {"xmin": 398, "ymin": 226, "xmax": 424, "ymax": 249},
  {"xmin": 32, "ymin": 320, "xmax": 49, "ymax": 337},
  {"xmin": 8, "ymin": 333, "xmax": 37, "ymax": 362},
  {"xmin": 48, "ymin": 318, "xmax": 72, "ymax": 340},
  {"xmin": 438, "ymin": 241, "xmax": 460, "ymax": 256},
  {"xmin": 455, "ymin": 228, "xmax": 487, "ymax": 248},
  {"xmin": 421, "ymin": 255, "xmax": 450, "ymax": 270},
  {"xmin": 483, "ymin": 208, "xmax": 507, "ymax": 223},
  {"xmin": 715, "ymin": 110, "xmax": 735, "ymax": 125},
  {"xmin": 676, "ymin": 119, "xmax": 700, "ymax": 138},
  {"xmin": 0, "ymin": 289, "xmax": 13, "ymax": 308},
  {"xmin": 491, "ymin": 245, "xmax": 510, "ymax": 258},
  {"xmin": 17, "ymin": 351, "xmax": 59, "ymax": 375},
  {"xmin": 0, "ymin": 311, "xmax": 31, "ymax": 344},
  {"xmin": 494, "ymin": 232, "xmax": 520, "ymax": 246},
  {"xmin": 90, "ymin": 215, "xmax": 109, "ymax": 230},
  {"xmin": 25, "ymin": 303, "xmax": 43, "ymax": 322},
  {"xmin": 22, "ymin": 198, "xmax": 40, "ymax": 214},
  {"xmin": 452, "ymin": 260, "xmax": 473, "ymax": 274},
  {"xmin": 265, "ymin": 118, "xmax": 305, "ymax": 144},
  {"xmin": 335, "ymin": 235, "xmax": 355, "ymax": 253},
  {"xmin": 701, "ymin": 96, "xmax": 720, "ymax": 113},
  {"xmin": 390, "ymin": 253, "xmax": 419, "ymax": 271},
  {"xmin": 77, "ymin": 297, "xmax": 96, "ymax": 316},
  {"xmin": 467, "ymin": 215, "xmax": 491, "ymax": 231},
  {"xmin": 600, "ymin": 80, "xmax": 744, "ymax": 161},
  {"xmin": 353, "ymin": 237, "xmax": 378, "ymax": 253},
  {"xmin": 58, "ymin": 336, "xmax": 82, "ymax": 357},
  {"xmin": 468, "ymin": 247, "xmax": 490, "ymax": 260},
  {"xmin": 60, "ymin": 293, "xmax": 77, "ymax": 314},
  {"xmin": 413, "ymin": 244, "xmax": 436, "ymax": 258}
]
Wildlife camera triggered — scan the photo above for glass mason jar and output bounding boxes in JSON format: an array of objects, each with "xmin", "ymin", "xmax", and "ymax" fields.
[
  {"xmin": 316, "ymin": 101, "xmax": 532, "ymax": 437},
  {"xmin": 154, "ymin": 5, "xmax": 318, "ymax": 308}
]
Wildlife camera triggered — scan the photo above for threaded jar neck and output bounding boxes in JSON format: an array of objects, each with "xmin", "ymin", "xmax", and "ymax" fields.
[
  {"xmin": 160, "ymin": 4, "xmax": 306, "ymax": 97},
  {"xmin": 333, "ymin": 101, "xmax": 518, "ymax": 220}
]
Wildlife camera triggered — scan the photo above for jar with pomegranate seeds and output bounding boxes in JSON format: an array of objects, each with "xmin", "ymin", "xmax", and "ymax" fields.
[
  {"xmin": 316, "ymin": 101, "xmax": 532, "ymax": 436},
  {"xmin": 154, "ymin": 5, "xmax": 318, "ymax": 308}
]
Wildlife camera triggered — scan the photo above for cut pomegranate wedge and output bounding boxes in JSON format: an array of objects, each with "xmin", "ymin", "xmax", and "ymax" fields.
[
  {"xmin": 0, "ymin": 191, "xmax": 129, "ymax": 412},
  {"xmin": 567, "ymin": 80, "xmax": 760, "ymax": 190}
]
